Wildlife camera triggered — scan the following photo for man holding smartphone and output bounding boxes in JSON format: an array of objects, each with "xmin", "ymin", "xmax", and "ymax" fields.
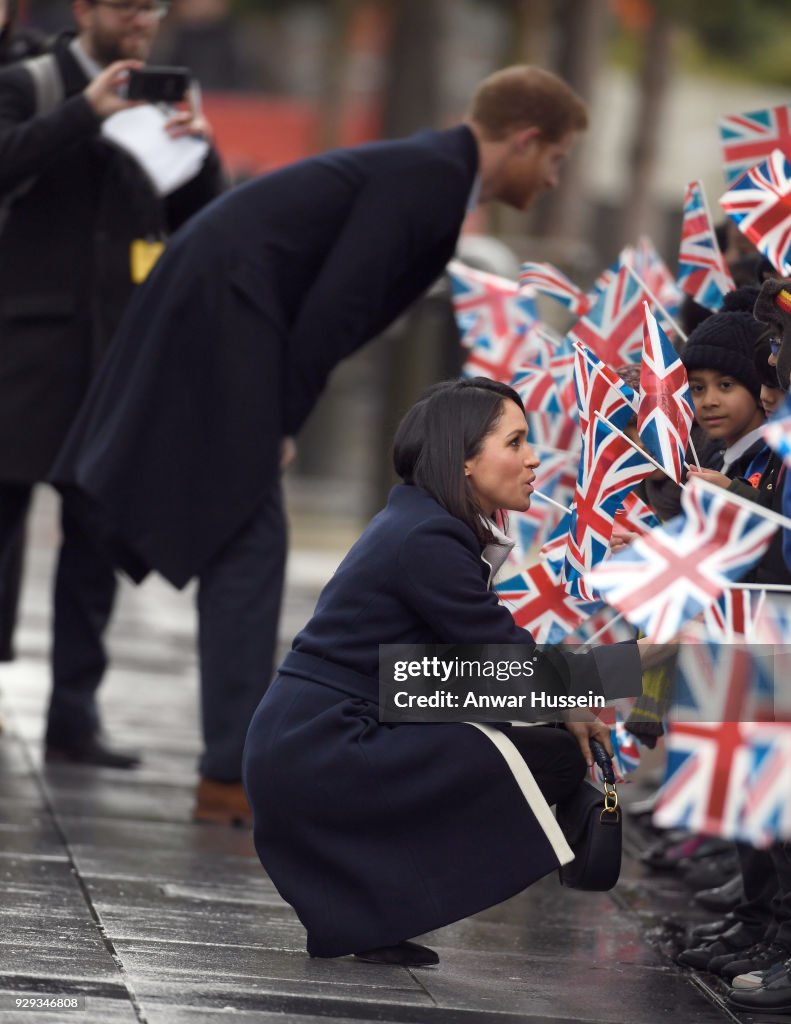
[{"xmin": 0, "ymin": 0, "xmax": 223, "ymax": 767}]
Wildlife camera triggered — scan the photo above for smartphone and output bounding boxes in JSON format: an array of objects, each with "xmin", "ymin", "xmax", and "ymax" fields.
[{"xmin": 126, "ymin": 66, "xmax": 191, "ymax": 104}]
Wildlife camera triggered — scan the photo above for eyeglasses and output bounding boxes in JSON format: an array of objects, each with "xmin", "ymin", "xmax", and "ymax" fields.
[{"xmin": 90, "ymin": 0, "xmax": 171, "ymax": 19}]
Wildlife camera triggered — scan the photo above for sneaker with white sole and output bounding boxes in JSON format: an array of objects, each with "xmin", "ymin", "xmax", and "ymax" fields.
[{"xmin": 731, "ymin": 959, "xmax": 790, "ymax": 991}]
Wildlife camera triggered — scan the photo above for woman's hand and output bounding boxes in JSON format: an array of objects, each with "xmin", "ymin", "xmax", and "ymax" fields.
[{"xmin": 564, "ymin": 712, "xmax": 613, "ymax": 766}]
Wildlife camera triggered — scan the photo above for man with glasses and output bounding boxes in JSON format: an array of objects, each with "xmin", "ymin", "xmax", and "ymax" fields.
[{"xmin": 0, "ymin": 0, "xmax": 222, "ymax": 767}]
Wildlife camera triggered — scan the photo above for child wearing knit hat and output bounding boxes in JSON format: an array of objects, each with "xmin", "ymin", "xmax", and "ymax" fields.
[{"xmin": 680, "ymin": 310, "xmax": 766, "ymax": 479}]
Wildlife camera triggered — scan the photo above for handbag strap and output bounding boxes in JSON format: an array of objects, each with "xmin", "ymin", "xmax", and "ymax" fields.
[{"xmin": 590, "ymin": 738, "xmax": 620, "ymax": 816}]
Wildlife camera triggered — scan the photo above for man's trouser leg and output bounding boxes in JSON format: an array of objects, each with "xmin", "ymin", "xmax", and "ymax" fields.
[
  {"xmin": 0, "ymin": 483, "xmax": 32, "ymax": 662},
  {"xmin": 47, "ymin": 489, "xmax": 118, "ymax": 746},
  {"xmin": 197, "ymin": 483, "xmax": 287, "ymax": 782}
]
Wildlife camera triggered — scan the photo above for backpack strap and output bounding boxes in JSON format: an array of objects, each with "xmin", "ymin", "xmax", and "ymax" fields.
[
  {"xmin": 0, "ymin": 53, "xmax": 64, "ymax": 231},
  {"xmin": 23, "ymin": 52, "xmax": 64, "ymax": 116}
]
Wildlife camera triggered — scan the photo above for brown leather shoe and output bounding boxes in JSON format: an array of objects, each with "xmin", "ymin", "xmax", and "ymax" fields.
[{"xmin": 193, "ymin": 777, "xmax": 252, "ymax": 826}]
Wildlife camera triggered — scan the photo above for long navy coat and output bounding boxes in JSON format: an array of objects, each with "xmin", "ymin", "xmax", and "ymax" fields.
[
  {"xmin": 52, "ymin": 126, "xmax": 478, "ymax": 587},
  {"xmin": 242, "ymin": 485, "xmax": 642, "ymax": 957}
]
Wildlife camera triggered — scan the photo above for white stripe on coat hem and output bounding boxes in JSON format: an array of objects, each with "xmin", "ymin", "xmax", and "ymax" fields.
[{"xmin": 466, "ymin": 722, "xmax": 575, "ymax": 867}]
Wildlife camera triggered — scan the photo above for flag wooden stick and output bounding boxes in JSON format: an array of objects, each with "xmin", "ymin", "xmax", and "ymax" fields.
[
  {"xmin": 626, "ymin": 263, "xmax": 687, "ymax": 344},
  {"xmin": 572, "ymin": 341, "xmax": 638, "ymax": 411},
  {"xmin": 755, "ymin": 588, "xmax": 767, "ymax": 624},
  {"xmin": 593, "ymin": 411, "xmax": 675, "ymax": 480},
  {"xmin": 578, "ymin": 611, "xmax": 626, "ymax": 650},
  {"xmin": 532, "ymin": 489, "xmax": 572, "ymax": 515},
  {"xmin": 729, "ymin": 583, "xmax": 791, "ymax": 592},
  {"xmin": 639, "ymin": 300, "xmax": 701, "ymax": 470},
  {"xmin": 687, "ymin": 434, "xmax": 702, "ymax": 471}
]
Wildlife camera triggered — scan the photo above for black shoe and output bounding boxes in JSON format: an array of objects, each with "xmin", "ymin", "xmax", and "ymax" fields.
[
  {"xmin": 45, "ymin": 736, "xmax": 141, "ymax": 769},
  {"xmin": 676, "ymin": 922, "xmax": 761, "ymax": 970},
  {"xmin": 354, "ymin": 941, "xmax": 439, "ymax": 967},
  {"xmin": 728, "ymin": 964, "xmax": 791, "ymax": 1012},
  {"xmin": 709, "ymin": 940, "xmax": 768, "ymax": 976},
  {"xmin": 688, "ymin": 916, "xmax": 735, "ymax": 941},
  {"xmin": 722, "ymin": 943, "xmax": 790, "ymax": 983},
  {"xmin": 681, "ymin": 851, "xmax": 739, "ymax": 891},
  {"xmin": 694, "ymin": 873, "xmax": 743, "ymax": 913}
]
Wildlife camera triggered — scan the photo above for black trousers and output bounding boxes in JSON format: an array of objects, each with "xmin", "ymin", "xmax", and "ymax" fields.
[
  {"xmin": 733, "ymin": 843, "xmax": 781, "ymax": 935},
  {"xmin": 507, "ymin": 724, "xmax": 588, "ymax": 806},
  {"xmin": 732, "ymin": 842, "xmax": 791, "ymax": 949},
  {"xmin": 0, "ymin": 483, "xmax": 117, "ymax": 744},
  {"xmin": 771, "ymin": 842, "xmax": 791, "ymax": 949},
  {"xmin": 197, "ymin": 482, "xmax": 287, "ymax": 782}
]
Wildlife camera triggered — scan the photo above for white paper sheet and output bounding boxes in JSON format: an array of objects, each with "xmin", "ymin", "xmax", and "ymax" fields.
[{"xmin": 101, "ymin": 105, "xmax": 209, "ymax": 197}]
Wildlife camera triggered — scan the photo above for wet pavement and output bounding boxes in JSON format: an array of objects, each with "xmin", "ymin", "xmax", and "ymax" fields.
[{"xmin": 0, "ymin": 489, "xmax": 754, "ymax": 1024}]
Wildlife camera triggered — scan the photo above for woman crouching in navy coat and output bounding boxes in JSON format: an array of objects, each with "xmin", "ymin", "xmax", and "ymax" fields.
[{"xmin": 243, "ymin": 377, "xmax": 644, "ymax": 967}]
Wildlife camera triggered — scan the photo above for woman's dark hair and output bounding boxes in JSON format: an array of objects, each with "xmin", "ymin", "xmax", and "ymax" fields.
[{"xmin": 392, "ymin": 376, "xmax": 526, "ymax": 546}]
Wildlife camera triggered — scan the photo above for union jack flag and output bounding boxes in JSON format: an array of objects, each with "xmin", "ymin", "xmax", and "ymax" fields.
[
  {"xmin": 517, "ymin": 320, "xmax": 563, "ymax": 371},
  {"xmin": 523, "ymin": 410, "xmax": 580, "ymax": 459},
  {"xmin": 653, "ymin": 636, "xmax": 781, "ymax": 841},
  {"xmin": 637, "ymin": 304, "xmax": 695, "ymax": 484},
  {"xmin": 635, "ymin": 235, "xmax": 683, "ymax": 318},
  {"xmin": 670, "ymin": 630, "xmax": 774, "ymax": 720},
  {"xmin": 585, "ymin": 247, "xmax": 635, "ymax": 307},
  {"xmin": 720, "ymin": 149, "xmax": 791, "ymax": 276},
  {"xmin": 753, "ymin": 593, "xmax": 791, "ymax": 647},
  {"xmin": 546, "ymin": 334, "xmax": 579, "ymax": 421},
  {"xmin": 619, "ymin": 492, "xmax": 661, "ymax": 534},
  {"xmin": 512, "ymin": 365, "xmax": 564, "ymax": 417},
  {"xmin": 719, "ymin": 103, "xmax": 791, "ymax": 186},
  {"xmin": 738, "ymin": 724, "xmax": 791, "ymax": 846},
  {"xmin": 613, "ymin": 710, "xmax": 642, "ymax": 775},
  {"xmin": 591, "ymin": 710, "xmax": 641, "ymax": 784},
  {"xmin": 653, "ymin": 720, "xmax": 754, "ymax": 837},
  {"xmin": 751, "ymin": 596, "xmax": 791, "ymax": 723},
  {"xmin": 539, "ymin": 518, "xmax": 571, "ymax": 577},
  {"xmin": 763, "ymin": 392, "xmax": 791, "ymax": 468},
  {"xmin": 569, "ymin": 264, "xmax": 648, "ymax": 366},
  {"xmin": 447, "ymin": 260, "xmax": 539, "ymax": 381},
  {"xmin": 518, "ymin": 262, "xmax": 592, "ymax": 316},
  {"xmin": 563, "ymin": 415, "xmax": 654, "ymax": 597},
  {"xmin": 677, "ymin": 181, "xmax": 735, "ymax": 311},
  {"xmin": 587, "ymin": 478, "xmax": 777, "ymax": 643},
  {"xmin": 573, "ymin": 342, "xmax": 637, "ymax": 435},
  {"xmin": 571, "ymin": 606, "xmax": 638, "ymax": 645},
  {"xmin": 518, "ymin": 340, "xmax": 580, "ymax": 455},
  {"xmin": 495, "ymin": 562, "xmax": 600, "ymax": 645},
  {"xmin": 703, "ymin": 588, "xmax": 763, "ymax": 642}
]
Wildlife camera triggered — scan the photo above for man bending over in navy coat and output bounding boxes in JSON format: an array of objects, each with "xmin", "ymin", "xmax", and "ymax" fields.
[{"xmin": 53, "ymin": 64, "xmax": 588, "ymax": 823}]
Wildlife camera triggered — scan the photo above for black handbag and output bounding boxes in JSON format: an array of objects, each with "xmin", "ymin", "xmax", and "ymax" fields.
[{"xmin": 556, "ymin": 739, "xmax": 622, "ymax": 892}]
